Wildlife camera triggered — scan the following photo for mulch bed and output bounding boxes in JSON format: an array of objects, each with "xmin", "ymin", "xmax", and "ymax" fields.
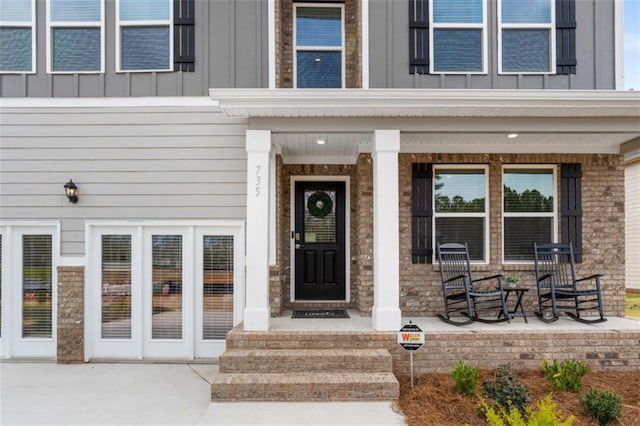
[{"xmin": 396, "ymin": 370, "xmax": 640, "ymax": 425}]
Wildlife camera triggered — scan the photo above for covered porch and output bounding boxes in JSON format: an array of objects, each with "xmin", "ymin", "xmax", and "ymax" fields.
[{"xmin": 210, "ymin": 88, "xmax": 640, "ymax": 333}]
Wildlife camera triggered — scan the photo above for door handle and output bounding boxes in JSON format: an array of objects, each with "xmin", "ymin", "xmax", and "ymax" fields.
[{"xmin": 295, "ymin": 244, "xmax": 304, "ymax": 249}]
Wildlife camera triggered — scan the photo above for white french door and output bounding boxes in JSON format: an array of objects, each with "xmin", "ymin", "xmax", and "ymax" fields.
[
  {"xmin": 0, "ymin": 224, "xmax": 59, "ymax": 359},
  {"xmin": 87, "ymin": 222, "xmax": 243, "ymax": 361}
]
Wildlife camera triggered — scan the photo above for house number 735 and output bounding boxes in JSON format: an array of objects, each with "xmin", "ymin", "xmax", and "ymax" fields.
[{"xmin": 255, "ymin": 165, "xmax": 262, "ymax": 197}]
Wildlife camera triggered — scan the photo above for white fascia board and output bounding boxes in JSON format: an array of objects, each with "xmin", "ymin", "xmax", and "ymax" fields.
[
  {"xmin": 209, "ymin": 89, "xmax": 640, "ymax": 118},
  {"xmin": 0, "ymin": 97, "xmax": 219, "ymax": 110}
]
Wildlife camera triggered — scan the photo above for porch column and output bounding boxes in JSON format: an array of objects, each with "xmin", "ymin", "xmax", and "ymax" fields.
[
  {"xmin": 371, "ymin": 130, "xmax": 402, "ymax": 331},
  {"xmin": 244, "ymin": 130, "xmax": 271, "ymax": 331}
]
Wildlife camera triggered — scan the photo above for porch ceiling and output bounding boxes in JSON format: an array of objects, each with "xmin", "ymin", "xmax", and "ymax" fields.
[{"xmin": 210, "ymin": 89, "xmax": 640, "ymax": 161}]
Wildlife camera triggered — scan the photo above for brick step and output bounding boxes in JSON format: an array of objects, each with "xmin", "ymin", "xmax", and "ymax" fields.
[
  {"xmin": 225, "ymin": 328, "xmax": 395, "ymax": 350},
  {"xmin": 219, "ymin": 348, "xmax": 393, "ymax": 373},
  {"xmin": 210, "ymin": 372, "xmax": 399, "ymax": 401}
]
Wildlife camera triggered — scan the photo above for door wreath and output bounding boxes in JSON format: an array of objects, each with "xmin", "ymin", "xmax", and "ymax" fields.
[{"xmin": 307, "ymin": 191, "xmax": 333, "ymax": 218}]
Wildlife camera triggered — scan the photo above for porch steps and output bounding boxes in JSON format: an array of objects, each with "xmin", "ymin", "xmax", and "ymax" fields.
[
  {"xmin": 219, "ymin": 348, "xmax": 392, "ymax": 373},
  {"xmin": 211, "ymin": 348, "xmax": 399, "ymax": 401}
]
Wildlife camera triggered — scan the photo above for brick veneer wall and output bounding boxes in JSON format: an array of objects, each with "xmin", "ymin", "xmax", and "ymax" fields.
[
  {"xmin": 355, "ymin": 154, "xmax": 373, "ymax": 314},
  {"xmin": 226, "ymin": 327, "xmax": 640, "ymax": 373},
  {"xmin": 272, "ymin": 152, "xmax": 625, "ymax": 318},
  {"xmin": 276, "ymin": 0, "xmax": 361, "ymax": 88},
  {"xmin": 397, "ymin": 153, "xmax": 626, "ymax": 317},
  {"xmin": 57, "ymin": 266, "xmax": 84, "ymax": 363}
]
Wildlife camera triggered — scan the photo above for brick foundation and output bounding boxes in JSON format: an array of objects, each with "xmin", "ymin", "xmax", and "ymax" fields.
[
  {"xmin": 57, "ymin": 266, "xmax": 84, "ymax": 363},
  {"xmin": 226, "ymin": 325, "xmax": 640, "ymax": 374}
]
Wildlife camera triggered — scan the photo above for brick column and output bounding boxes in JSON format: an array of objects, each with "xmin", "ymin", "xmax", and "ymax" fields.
[{"xmin": 57, "ymin": 266, "xmax": 84, "ymax": 363}]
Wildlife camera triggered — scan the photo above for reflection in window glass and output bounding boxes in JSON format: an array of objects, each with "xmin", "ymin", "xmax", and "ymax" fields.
[
  {"xmin": 117, "ymin": 0, "xmax": 171, "ymax": 71},
  {"xmin": 22, "ymin": 235, "xmax": 52, "ymax": 338},
  {"xmin": 0, "ymin": 0, "xmax": 34, "ymax": 73},
  {"xmin": 503, "ymin": 168, "xmax": 555, "ymax": 261},
  {"xmin": 430, "ymin": 0, "xmax": 485, "ymax": 73},
  {"xmin": 101, "ymin": 235, "xmax": 132, "ymax": 339},
  {"xmin": 499, "ymin": 0, "xmax": 553, "ymax": 73},
  {"xmin": 202, "ymin": 236, "xmax": 234, "ymax": 340},
  {"xmin": 295, "ymin": 5, "xmax": 342, "ymax": 88},
  {"xmin": 304, "ymin": 190, "xmax": 336, "ymax": 243},
  {"xmin": 152, "ymin": 235, "xmax": 182, "ymax": 339},
  {"xmin": 434, "ymin": 168, "xmax": 487, "ymax": 261}
]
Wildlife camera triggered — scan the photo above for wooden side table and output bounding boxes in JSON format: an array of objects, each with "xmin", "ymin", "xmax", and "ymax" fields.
[{"xmin": 502, "ymin": 287, "xmax": 529, "ymax": 323}]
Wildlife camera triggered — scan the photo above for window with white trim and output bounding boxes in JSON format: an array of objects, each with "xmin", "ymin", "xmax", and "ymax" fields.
[
  {"xmin": 294, "ymin": 3, "xmax": 344, "ymax": 88},
  {"xmin": 0, "ymin": 0, "xmax": 36, "ymax": 73},
  {"xmin": 498, "ymin": 0, "xmax": 555, "ymax": 73},
  {"xmin": 434, "ymin": 166, "xmax": 489, "ymax": 262},
  {"xmin": 503, "ymin": 166, "xmax": 557, "ymax": 262},
  {"xmin": 116, "ymin": 0, "xmax": 172, "ymax": 72},
  {"xmin": 47, "ymin": 0, "xmax": 104, "ymax": 73},
  {"xmin": 429, "ymin": 0, "xmax": 487, "ymax": 74}
]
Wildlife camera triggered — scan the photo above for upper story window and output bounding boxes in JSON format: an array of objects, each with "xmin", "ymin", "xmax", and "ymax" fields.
[
  {"xmin": 503, "ymin": 166, "xmax": 557, "ymax": 262},
  {"xmin": 0, "ymin": 0, "xmax": 35, "ymax": 73},
  {"xmin": 116, "ymin": 0, "xmax": 172, "ymax": 72},
  {"xmin": 47, "ymin": 0, "xmax": 104, "ymax": 73},
  {"xmin": 294, "ymin": 4, "xmax": 344, "ymax": 88},
  {"xmin": 429, "ymin": 0, "xmax": 487, "ymax": 74},
  {"xmin": 498, "ymin": 0, "xmax": 555, "ymax": 73},
  {"xmin": 434, "ymin": 166, "xmax": 489, "ymax": 262}
]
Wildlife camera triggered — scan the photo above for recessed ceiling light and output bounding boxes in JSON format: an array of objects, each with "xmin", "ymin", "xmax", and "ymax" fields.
[
  {"xmin": 316, "ymin": 139, "xmax": 326, "ymax": 145},
  {"xmin": 507, "ymin": 133, "xmax": 519, "ymax": 139}
]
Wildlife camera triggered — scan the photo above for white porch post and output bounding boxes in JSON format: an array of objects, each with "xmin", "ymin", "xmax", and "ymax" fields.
[
  {"xmin": 244, "ymin": 130, "xmax": 271, "ymax": 331},
  {"xmin": 371, "ymin": 130, "xmax": 402, "ymax": 331}
]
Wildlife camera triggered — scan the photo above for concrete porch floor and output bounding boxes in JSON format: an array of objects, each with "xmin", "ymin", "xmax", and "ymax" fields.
[{"xmin": 271, "ymin": 309, "xmax": 640, "ymax": 332}]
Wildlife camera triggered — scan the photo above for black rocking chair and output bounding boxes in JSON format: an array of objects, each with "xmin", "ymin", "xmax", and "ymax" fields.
[
  {"xmin": 533, "ymin": 242, "xmax": 606, "ymax": 324},
  {"xmin": 436, "ymin": 242, "xmax": 509, "ymax": 326}
]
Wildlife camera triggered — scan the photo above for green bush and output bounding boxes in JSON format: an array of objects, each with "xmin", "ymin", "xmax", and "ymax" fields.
[
  {"xmin": 481, "ymin": 394, "xmax": 574, "ymax": 426},
  {"xmin": 483, "ymin": 364, "xmax": 531, "ymax": 413},
  {"xmin": 581, "ymin": 389, "xmax": 623, "ymax": 426},
  {"xmin": 542, "ymin": 359, "xmax": 588, "ymax": 392},
  {"xmin": 451, "ymin": 360, "xmax": 480, "ymax": 395}
]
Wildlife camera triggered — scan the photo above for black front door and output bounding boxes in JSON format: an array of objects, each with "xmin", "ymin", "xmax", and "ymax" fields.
[{"xmin": 294, "ymin": 181, "xmax": 346, "ymax": 300}]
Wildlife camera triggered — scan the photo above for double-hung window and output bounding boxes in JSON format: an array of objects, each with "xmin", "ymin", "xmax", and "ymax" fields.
[
  {"xmin": 0, "ymin": 0, "xmax": 35, "ymax": 73},
  {"xmin": 434, "ymin": 166, "xmax": 489, "ymax": 262},
  {"xmin": 503, "ymin": 166, "xmax": 557, "ymax": 262},
  {"xmin": 498, "ymin": 0, "xmax": 555, "ymax": 73},
  {"xmin": 294, "ymin": 4, "xmax": 344, "ymax": 88},
  {"xmin": 430, "ymin": 0, "xmax": 487, "ymax": 73},
  {"xmin": 116, "ymin": 0, "xmax": 172, "ymax": 72},
  {"xmin": 47, "ymin": 0, "xmax": 104, "ymax": 73}
]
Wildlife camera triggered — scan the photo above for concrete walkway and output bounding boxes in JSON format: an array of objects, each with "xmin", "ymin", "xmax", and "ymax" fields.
[{"xmin": 0, "ymin": 362, "xmax": 406, "ymax": 425}]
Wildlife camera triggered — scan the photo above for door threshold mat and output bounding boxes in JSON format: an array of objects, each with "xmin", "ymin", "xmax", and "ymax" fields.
[{"xmin": 291, "ymin": 309, "xmax": 350, "ymax": 319}]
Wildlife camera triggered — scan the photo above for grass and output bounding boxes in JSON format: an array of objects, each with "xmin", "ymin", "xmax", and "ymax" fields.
[{"xmin": 626, "ymin": 291, "xmax": 640, "ymax": 318}]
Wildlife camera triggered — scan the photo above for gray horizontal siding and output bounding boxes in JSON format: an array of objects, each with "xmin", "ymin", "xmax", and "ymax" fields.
[
  {"xmin": 369, "ymin": 0, "xmax": 616, "ymax": 90},
  {"xmin": 0, "ymin": 0, "xmax": 268, "ymax": 97},
  {"xmin": 0, "ymin": 107, "xmax": 249, "ymax": 256}
]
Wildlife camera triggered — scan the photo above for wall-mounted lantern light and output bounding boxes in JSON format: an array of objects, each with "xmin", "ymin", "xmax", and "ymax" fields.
[{"xmin": 64, "ymin": 179, "xmax": 79, "ymax": 203}]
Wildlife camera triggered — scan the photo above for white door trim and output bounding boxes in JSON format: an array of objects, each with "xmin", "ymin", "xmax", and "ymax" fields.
[{"xmin": 289, "ymin": 176, "xmax": 350, "ymax": 303}]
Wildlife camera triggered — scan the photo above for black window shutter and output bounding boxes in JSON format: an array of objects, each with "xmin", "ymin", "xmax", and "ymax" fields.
[
  {"xmin": 412, "ymin": 163, "xmax": 433, "ymax": 263},
  {"xmin": 560, "ymin": 163, "xmax": 582, "ymax": 262},
  {"xmin": 174, "ymin": 0, "xmax": 195, "ymax": 72},
  {"xmin": 409, "ymin": 0, "xmax": 429, "ymax": 74},
  {"xmin": 556, "ymin": 0, "xmax": 576, "ymax": 74}
]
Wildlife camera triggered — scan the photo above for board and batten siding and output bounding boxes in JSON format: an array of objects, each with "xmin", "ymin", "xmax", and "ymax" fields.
[
  {"xmin": 0, "ymin": 103, "xmax": 249, "ymax": 257},
  {"xmin": 626, "ymin": 160, "xmax": 640, "ymax": 289},
  {"xmin": 0, "ymin": 0, "xmax": 268, "ymax": 97},
  {"xmin": 369, "ymin": 0, "xmax": 616, "ymax": 90}
]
